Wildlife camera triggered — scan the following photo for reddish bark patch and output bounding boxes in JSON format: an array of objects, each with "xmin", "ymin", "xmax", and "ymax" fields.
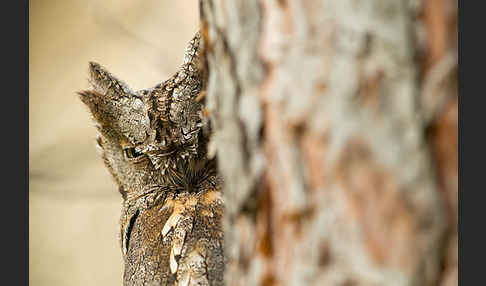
[
  {"xmin": 276, "ymin": 0, "xmax": 288, "ymax": 9},
  {"xmin": 318, "ymin": 241, "xmax": 331, "ymax": 267},
  {"xmin": 357, "ymin": 68, "xmax": 385, "ymax": 111},
  {"xmin": 256, "ymin": 178, "xmax": 274, "ymax": 257},
  {"xmin": 428, "ymin": 97, "xmax": 458, "ymax": 224},
  {"xmin": 301, "ymin": 132, "xmax": 328, "ymax": 191},
  {"xmin": 335, "ymin": 138, "xmax": 416, "ymax": 268},
  {"xmin": 261, "ymin": 272, "xmax": 277, "ymax": 286},
  {"xmin": 427, "ymin": 97, "xmax": 458, "ymax": 286},
  {"xmin": 423, "ymin": 0, "xmax": 448, "ymax": 71}
]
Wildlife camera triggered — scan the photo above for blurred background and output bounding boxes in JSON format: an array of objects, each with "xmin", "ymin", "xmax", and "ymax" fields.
[{"xmin": 29, "ymin": 1, "xmax": 198, "ymax": 285}]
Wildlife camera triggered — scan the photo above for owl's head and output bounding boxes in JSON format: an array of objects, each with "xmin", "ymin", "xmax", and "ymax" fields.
[{"xmin": 78, "ymin": 34, "xmax": 211, "ymax": 201}]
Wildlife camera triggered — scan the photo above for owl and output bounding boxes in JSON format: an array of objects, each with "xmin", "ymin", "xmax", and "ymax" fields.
[{"xmin": 78, "ymin": 32, "xmax": 225, "ymax": 286}]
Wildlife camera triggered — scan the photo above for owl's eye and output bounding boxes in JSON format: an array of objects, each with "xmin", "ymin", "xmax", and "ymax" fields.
[{"xmin": 124, "ymin": 147, "xmax": 144, "ymax": 159}]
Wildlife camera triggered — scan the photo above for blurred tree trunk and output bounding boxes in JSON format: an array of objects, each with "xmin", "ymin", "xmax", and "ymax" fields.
[{"xmin": 200, "ymin": 0, "xmax": 457, "ymax": 285}]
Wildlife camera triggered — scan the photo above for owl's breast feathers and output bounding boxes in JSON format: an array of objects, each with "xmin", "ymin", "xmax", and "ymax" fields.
[{"xmin": 122, "ymin": 188, "xmax": 225, "ymax": 286}]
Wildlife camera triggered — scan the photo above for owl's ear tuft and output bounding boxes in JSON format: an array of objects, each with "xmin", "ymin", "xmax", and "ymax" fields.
[
  {"xmin": 78, "ymin": 65, "xmax": 153, "ymax": 145},
  {"xmin": 77, "ymin": 89, "xmax": 118, "ymax": 135},
  {"xmin": 87, "ymin": 61, "xmax": 134, "ymax": 99}
]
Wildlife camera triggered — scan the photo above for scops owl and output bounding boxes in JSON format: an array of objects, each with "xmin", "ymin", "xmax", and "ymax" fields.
[{"xmin": 78, "ymin": 32, "xmax": 225, "ymax": 286}]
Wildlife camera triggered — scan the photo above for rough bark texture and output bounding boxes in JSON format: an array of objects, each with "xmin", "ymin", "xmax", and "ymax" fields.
[{"xmin": 201, "ymin": 0, "xmax": 457, "ymax": 285}]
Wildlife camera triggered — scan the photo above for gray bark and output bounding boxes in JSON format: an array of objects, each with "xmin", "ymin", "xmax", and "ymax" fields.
[{"xmin": 201, "ymin": 0, "xmax": 457, "ymax": 285}]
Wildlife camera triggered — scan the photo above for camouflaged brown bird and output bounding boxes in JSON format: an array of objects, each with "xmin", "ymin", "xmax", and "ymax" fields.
[{"xmin": 78, "ymin": 32, "xmax": 225, "ymax": 286}]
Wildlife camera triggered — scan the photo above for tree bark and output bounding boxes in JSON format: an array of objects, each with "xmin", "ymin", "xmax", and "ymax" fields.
[{"xmin": 200, "ymin": 0, "xmax": 457, "ymax": 285}]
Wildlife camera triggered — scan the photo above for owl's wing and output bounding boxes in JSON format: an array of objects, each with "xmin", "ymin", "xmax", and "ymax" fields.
[{"xmin": 161, "ymin": 189, "xmax": 225, "ymax": 286}]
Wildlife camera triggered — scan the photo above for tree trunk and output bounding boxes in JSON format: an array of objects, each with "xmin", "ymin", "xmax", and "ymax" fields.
[{"xmin": 200, "ymin": 0, "xmax": 457, "ymax": 285}]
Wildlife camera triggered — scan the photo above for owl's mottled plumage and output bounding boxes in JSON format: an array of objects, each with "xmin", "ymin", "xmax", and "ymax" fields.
[{"xmin": 79, "ymin": 33, "xmax": 225, "ymax": 286}]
